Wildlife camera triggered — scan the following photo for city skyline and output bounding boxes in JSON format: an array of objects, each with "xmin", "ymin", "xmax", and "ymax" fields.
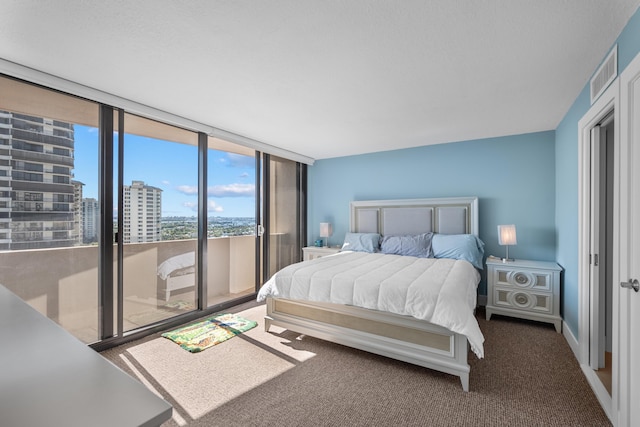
[
  {"xmin": 73, "ymin": 125, "xmax": 256, "ymax": 218},
  {"xmin": 0, "ymin": 109, "xmax": 258, "ymax": 250}
]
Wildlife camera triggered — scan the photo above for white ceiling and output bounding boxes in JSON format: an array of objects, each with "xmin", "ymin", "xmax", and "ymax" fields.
[{"xmin": 1, "ymin": 1, "xmax": 639, "ymax": 160}]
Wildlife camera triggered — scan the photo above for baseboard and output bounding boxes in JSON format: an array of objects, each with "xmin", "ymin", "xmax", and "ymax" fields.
[
  {"xmin": 580, "ymin": 364, "xmax": 613, "ymax": 423},
  {"xmin": 564, "ymin": 321, "xmax": 613, "ymax": 424},
  {"xmin": 563, "ymin": 320, "xmax": 580, "ymax": 361}
]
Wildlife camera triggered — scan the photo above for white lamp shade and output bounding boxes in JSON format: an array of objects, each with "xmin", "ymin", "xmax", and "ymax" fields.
[
  {"xmin": 497, "ymin": 224, "xmax": 517, "ymax": 246},
  {"xmin": 319, "ymin": 222, "xmax": 332, "ymax": 238}
]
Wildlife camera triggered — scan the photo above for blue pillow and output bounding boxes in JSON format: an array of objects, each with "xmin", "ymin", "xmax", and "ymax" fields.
[
  {"xmin": 341, "ymin": 232, "xmax": 381, "ymax": 253},
  {"xmin": 431, "ymin": 234, "xmax": 485, "ymax": 269},
  {"xmin": 380, "ymin": 233, "xmax": 433, "ymax": 258}
]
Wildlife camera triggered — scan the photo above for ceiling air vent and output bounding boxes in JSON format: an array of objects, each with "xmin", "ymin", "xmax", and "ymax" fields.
[{"xmin": 591, "ymin": 45, "xmax": 617, "ymax": 105}]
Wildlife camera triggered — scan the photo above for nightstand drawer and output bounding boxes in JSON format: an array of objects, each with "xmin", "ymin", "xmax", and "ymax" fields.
[
  {"xmin": 493, "ymin": 268, "xmax": 553, "ymax": 292},
  {"xmin": 493, "ymin": 287, "xmax": 552, "ymax": 314}
]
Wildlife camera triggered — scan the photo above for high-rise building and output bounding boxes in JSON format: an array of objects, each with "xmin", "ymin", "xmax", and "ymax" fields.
[
  {"xmin": 123, "ymin": 180, "xmax": 162, "ymax": 243},
  {"xmin": 0, "ymin": 110, "xmax": 77, "ymax": 250},
  {"xmin": 72, "ymin": 180, "xmax": 84, "ymax": 245},
  {"xmin": 82, "ymin": 197, "xmax": 99, "ymax": 244}
]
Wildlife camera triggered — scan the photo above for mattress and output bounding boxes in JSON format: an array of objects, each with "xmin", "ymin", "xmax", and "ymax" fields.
[{"xmin": 258, "ymin": 251, "xmax": 485, "ymax": 358}]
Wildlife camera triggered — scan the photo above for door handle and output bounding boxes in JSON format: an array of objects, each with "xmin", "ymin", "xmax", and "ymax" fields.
[{"xmin": 621, "ymin": 278, "xmax": 640, "ymax": 292}]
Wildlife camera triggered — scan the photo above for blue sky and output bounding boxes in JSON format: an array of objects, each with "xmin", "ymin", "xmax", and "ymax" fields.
[{"xmin": 74, "ymin": 126, "xmax": 256, "ymax": 217}]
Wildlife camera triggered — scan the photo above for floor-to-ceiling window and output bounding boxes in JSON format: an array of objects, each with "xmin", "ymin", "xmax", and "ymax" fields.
[
  {"xmin": 0, "ymin": 73, "xmax": 306, "ymax": 348},
  {"xmin": 119, "ymin": 113, "xmax": 199, "ymax": 332},
  {"xmin": 206, "ymin": 137, "xmax": 257, "ymax": 308},
  {"xmin": 0, "ymin": 75, "xmax": 101, "ymax": 343},
  {"xmin": 265, "ymin": 155, "xmax": 304, "ymax": 280}
]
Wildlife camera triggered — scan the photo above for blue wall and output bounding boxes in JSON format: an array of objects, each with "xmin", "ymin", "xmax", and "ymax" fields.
[
  {"xmin": 555, "ymin": 7, "xmax": 640, "ymax": 339},
  {"xmin": 308, "ymin": 131, "xmax": 556, "ymax": 295},
  {"xmin": 307, "ymin": 5, "xmax": 640, "ymax": 335}
]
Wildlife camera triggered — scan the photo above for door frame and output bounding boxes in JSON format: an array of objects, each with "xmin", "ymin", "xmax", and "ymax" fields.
[
  {"xmin": 577, "ymin": 77, "xmax": 620, "ymax": 422},
  {"xmin": 617, "ymin": 48, "xmax": 640, "ymax": 427}
]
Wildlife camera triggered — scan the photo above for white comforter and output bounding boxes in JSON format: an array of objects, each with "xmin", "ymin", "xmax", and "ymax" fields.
[{"xmin": 257, "ymin": 251, "xmax": 485, "ymax": 358}]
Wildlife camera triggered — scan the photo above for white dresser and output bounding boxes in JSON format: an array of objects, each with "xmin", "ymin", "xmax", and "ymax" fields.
[{"xmin": 486, "ymin": 257, "xmax": 562, "ymax": 333}]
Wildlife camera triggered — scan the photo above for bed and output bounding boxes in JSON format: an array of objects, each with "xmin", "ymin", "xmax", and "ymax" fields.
[
  {"xmin": 157, "ymin": 251, "xmax": 195, "ymax": 302},
  {"xmin": 257, "ymin": 197, "xmax": 484, "ymax": 391}
]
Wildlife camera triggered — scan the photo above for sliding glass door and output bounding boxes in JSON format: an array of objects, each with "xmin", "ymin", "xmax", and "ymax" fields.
[
  {"xmin": 120, "ymin": 113, "xmax": 199, "ymax": 332},
  {"xmin": 206, "ymin": 137, "xmax": 257, "ymax": 308},
  {"xmin": 264, "ymin": 155, "xmax": 304, "ymax": 280},
  {"xmin": 0, "ymin": 73, "xmax": 307, "ymax": 348}
]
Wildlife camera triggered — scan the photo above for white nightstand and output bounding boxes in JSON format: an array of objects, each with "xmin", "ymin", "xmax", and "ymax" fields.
[
  {"xmin": 302, "ymin": 246, "xmax": 341, "ymax": 261},
  {"xmin": 486, "ymin": 257, "xmax": 562, "ymax": 333}
]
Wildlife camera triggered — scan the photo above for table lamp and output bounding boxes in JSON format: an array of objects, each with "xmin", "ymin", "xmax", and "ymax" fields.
[
  {"xmin": 498, "ymin": 224, "xmax": 517, "ymax": 262},
  {"xmin": 320, "ymin": 222, "xmax": 332, "ymax": 248}
]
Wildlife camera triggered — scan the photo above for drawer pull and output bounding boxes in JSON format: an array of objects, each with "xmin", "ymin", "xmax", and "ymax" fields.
[
  {"xmin": 514, "ymin": 293, "xmax": 529, "ymax": 305},
  {"xmin": 509, "ymin": 271, "xmax": 534, "ymax": 287}
]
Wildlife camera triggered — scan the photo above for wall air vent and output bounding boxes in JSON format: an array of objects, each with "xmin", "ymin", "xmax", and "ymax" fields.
[{"xmin": 591, "ymin": 45, "xmax": 617, "ymax": 105}]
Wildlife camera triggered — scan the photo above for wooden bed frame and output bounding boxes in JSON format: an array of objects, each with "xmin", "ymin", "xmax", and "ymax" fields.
[{"xmin": 264, "ymin": 196, "xmax": 479, "ymax": 391}]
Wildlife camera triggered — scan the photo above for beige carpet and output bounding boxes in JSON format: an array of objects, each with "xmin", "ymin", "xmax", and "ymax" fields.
[{"xmin": 100, "ymin": 303, "xmax": 611, "ymax": 427}]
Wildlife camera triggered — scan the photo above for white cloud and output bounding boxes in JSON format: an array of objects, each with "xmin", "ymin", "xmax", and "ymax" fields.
[
  {"xmin": 226, "ymin": 153, "xmax": 255, "ymax": 168},
  {"xmin": 177, "ymin": 183, "xmax": 255, "ymax": 198},
  {"xmin": 239, "ymin": 172, "xmax": 249, "ymax": 178},
  {"xmin": 183, "ymin": 200, "xmax": 224, "ymax": 213},
  {"xmin": 176, "ymin": 185, "xmax": 198, "ymax": 195},
  {"xmin": 183, "ymin": 201, "xmax": 198, "ymax": 212},
  {"xmin": 208, "ymin": 200, "xmax": 224, "ymax": 212},
  {"xmin": 208, "ymin": 183, "xmax": 254, "ymax": 197}
]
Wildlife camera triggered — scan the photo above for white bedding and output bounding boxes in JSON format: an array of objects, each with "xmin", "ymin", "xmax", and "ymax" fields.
[
  {"xmin": 257, "ymin": 251, "xmax": 485, "ymax": 358},
  {"xmin": 157, "ymin": 251, "xmax": 195, "ymax": 280}
]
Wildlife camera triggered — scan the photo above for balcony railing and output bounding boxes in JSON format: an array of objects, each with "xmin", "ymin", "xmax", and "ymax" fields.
[
  {"xmin": 10, "ymin": 148, "xmax": 74, "ymax": 167},
  {"xmin": 0, "ymin": 235, "xmax": 258, "ymax": 344}
]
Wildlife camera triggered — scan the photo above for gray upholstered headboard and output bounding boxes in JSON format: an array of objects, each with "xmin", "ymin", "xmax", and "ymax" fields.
[{"xmin": 350, "ymin": 197, "xmax": 479, "ymax": 237}]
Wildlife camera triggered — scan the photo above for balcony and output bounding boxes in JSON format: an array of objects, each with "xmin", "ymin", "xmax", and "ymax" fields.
[
  {"xmin": 11, "ymin": 128, "xmax": 74, "ymax": 148},
  {"xmin": 11, "ymin": 148, "xmax": 74, "ymax": 167},
  {"xmin": 0, "ymin": 235, "xmax": 257, "ymax": 344}
]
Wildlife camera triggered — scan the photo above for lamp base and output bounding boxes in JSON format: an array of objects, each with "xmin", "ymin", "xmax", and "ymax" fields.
[{"xmin": 501, "ymin": 246, "xmax": 514, "ymax": 263}]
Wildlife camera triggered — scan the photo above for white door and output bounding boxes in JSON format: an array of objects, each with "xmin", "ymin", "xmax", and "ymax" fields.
[{"xmin": 619, "ymin": 50, "xmax": 640, "ymax": 427}]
